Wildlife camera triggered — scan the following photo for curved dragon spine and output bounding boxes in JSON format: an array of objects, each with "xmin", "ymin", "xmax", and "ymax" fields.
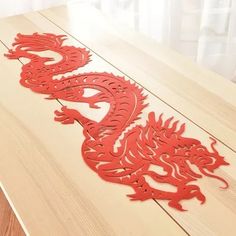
[{"xmin": 5, "ymin": 33, "xmax": 229, "ymax": 211}]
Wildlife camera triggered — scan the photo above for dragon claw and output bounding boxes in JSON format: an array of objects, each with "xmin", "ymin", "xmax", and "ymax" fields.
[
  {"xmin": 168, "ymin": 200, "xmax": 187, "ymax": 212},
  {"xmin": 54, "ymin": 106, "xmax": 90, "ymax": 125},
  {"xmin": 196, "ymin": 192, "xmax": 206, "ymax": 204},
  {"xmin": 54, "ymin": 106, "xmax": 77, "ymax": 124},
  {"xmin": 127, "ymin": 192, "xmax": 148, "ymax": 201},
  {"xmin": 4, "ymin": 50, "xmax": 19, "ymax": 59}
]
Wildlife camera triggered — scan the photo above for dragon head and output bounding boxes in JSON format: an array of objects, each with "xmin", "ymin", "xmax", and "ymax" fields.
[
  {"xmin": 144, "ymin": 113, "xmax": 229, "ymax": 189},
  {"xmin": 188, "ymin": 137, "xmax": 229, "ymax": 188}
]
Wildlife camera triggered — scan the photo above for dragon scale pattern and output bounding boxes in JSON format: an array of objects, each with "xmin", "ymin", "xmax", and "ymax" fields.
[{"xmin": 5, "ymin": 33, "xmax": 229, "ymax": 211}]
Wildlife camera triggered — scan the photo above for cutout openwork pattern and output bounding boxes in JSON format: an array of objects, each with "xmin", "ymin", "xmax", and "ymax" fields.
[{"xmin": 5, "ymin": 33, "xmax": 229, "ymax": 211}]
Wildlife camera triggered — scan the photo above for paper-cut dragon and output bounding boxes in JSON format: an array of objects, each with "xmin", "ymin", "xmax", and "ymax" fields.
[{"xmin": 5, "ymin": 33, "xmax": 229, "ymax": 211}]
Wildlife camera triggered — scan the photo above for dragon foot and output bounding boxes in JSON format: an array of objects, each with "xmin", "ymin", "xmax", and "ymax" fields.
[
  {"xmin": 54, "ymin": 106, "xmax": 89, "ymax": 125},
  {"xmin": 5, "ymin": 49, "xmax": 24, "ymax": 59},
  {"xmin": 193, "ymin": 187, "xmax": 206, "ymax": 205},
  {"xmin": 128, "ymin": 181, "xmax": 206, "ymax": 211},
  {"xmin": 168, "ymin": 184, "xmax": 206, "ymax": 211},
  {"xmin": 168, "ymin": 200, "xmax": 186, "ymax": 212},
  {"xmin": 126, "ymin": 189, "xmax": 188, "ymax": 211}
]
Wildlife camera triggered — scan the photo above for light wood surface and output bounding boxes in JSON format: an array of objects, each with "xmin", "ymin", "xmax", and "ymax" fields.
[
  {"xmin": 40, "ymin": 3, "xmax": 236, "ymax": 151},
  {"xmin": 0, "ymin": 2, "xmax": 235, "ymax": 236}
]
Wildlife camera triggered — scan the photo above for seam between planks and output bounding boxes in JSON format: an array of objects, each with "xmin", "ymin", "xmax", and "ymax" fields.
[
  {"xmin": 0, "ymin": 38, "xmax": 191, "ymax": 236},
  {"xmin": 37, "ymin": 11, "xmax": 235, "ymax": 154}
]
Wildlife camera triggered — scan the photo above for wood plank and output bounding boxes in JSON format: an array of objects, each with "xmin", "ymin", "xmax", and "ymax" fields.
[
  {"xmin": 0, "ymin": 186, "xmax": 26, "ymax": 236},
  {"xmin": 39, "ymin": 2, "xmax": 236, "ymax": 151},
  {"xmin": 24, "ymin": 9, "xmax": 236, "ymax": 236},
  {"xmin": 0, "ymin": 34, "xmax": 187, "ymax": 236},
  {"xmin": 0, "ymin": 8, "xmax": 236, "ymax": 236}
]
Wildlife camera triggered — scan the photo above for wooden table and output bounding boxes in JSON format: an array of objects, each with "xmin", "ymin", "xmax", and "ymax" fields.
[{"xmin": 0, "ymin": 2, "xmax": 235, "ymax": 235}]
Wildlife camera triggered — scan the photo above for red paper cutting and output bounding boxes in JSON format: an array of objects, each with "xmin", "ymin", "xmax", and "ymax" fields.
[{"xmin": 5, "ymin": 33, "xmax": 229, "ymax": 211}]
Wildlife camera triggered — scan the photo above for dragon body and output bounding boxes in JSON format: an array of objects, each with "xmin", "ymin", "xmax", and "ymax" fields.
[{"xmin": 5, "ymin": 33, "xmax": 229, "ymax": 211}]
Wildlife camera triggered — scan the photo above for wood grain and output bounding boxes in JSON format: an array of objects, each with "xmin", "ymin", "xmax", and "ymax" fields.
[
  {"xmin": 0, "ymin": 2, "xmax": 235, "ymax": 235},
  {"xmin": 0, "ymin": 41, "xmax": 186, "ymax": 235},
  {"xmin": 39, "ymin": 2, "xmax": 236, "ymax": 151},
  {"xmin": 0, "ymin": 188, "xmax": 25, "ymax": 236}
]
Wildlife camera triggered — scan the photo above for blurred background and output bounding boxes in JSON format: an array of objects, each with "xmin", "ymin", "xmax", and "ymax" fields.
[{"xmin": 1, "ymin": 0, "xmax": 236, "ymax": 83}]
